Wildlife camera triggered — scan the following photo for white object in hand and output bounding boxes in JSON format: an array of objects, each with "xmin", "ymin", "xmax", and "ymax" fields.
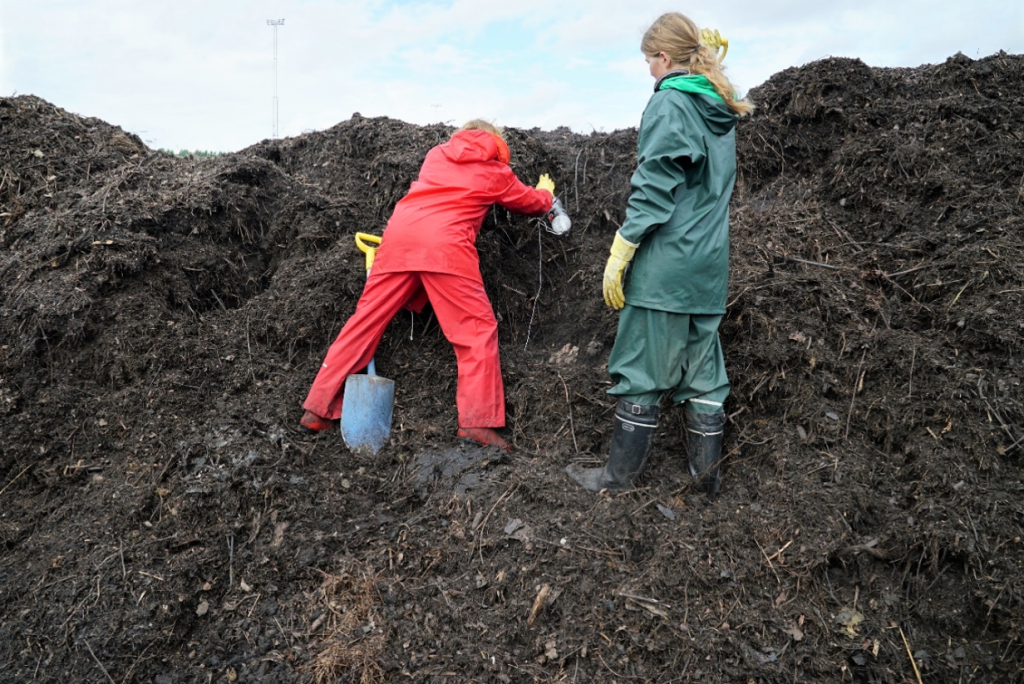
[{"xmin": 545, "ymin": 197, "xmax": 572, "ymax": 235}]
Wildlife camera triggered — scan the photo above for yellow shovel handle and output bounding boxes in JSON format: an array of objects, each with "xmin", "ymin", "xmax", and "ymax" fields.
[{"xmin": 355, "ymin": 232, "xmax": 382, "ymax": 271}]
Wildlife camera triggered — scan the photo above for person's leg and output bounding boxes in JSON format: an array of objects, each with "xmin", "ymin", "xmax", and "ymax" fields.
[
  {"xmin": 567, "ymin": 306, "xmax": 688, "ymax": 491},
  {"xmin": 420, "ymin": 273, "xmax": 508, "ymax": 448},
  {"xmin": 668, "ymin": 314, "xmax": 730, "ymax": 412},
  {"xmin": 565, "ymin": 397, "xmax": 660, "ymax": 492},
  {"xmin": 669, "ymin": 315, "xmax": 729, "ymax": 495},
  {"xmin": 302, "ymin": 272, "xmax": 422, "ymax": 425},
  {"xmin": 606, "ymin": 305, "xmax": 692, "ymax": 405}
]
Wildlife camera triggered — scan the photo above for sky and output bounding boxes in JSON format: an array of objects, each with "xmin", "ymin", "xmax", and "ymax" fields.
[{"xmin": 1, "ymin": 1, "xmax": 1021, "ymax": 152}]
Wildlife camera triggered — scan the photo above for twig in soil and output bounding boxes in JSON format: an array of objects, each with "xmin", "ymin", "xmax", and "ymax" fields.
[
  {"xmin": 83, "ymin": 640, "xmax": 117, "ymax": 684},
  {"xmin": 245, "ymin": 315, "xmax": 256, "ymax": 383},
  {"xmin": 501, "ymin": 283, "xmax": 527, "ymax": 296},
  {"xmin": 119, "ymin": 640, "xmax": 155, "ymax": 684},
  {"xmin": 246, "ymin": 592, "xmax": 262, "ymax": 619},
  {"xmin": 573, "ymin": 149, "xmax": 582, "ymax": 214},
  {"xmin": 754, "ymin": 537, "xmax": 781, "ymax": 583},
  {"xmin": 981, "ymin": 393, "xmax": 1020, "ymax": 452},
  {"xmin": 616, "ymin": 591, "xmax": 671, "ymax": 610},
  {"xmin": 0, "ymin": 464, "xmax": 32, "ymax": 499},
  {"xmin": 475, "ymin": 484, "xmax": 517, "ymax": 533},
  {"xmin": 880, "ymin": 272, "xmax": 929, "ymax": 309},
  {"xmin": 844, "ymin": 349, "xmax": 867, "ymax": 441},
  {"xmin": 434, "ymin": 580, "xmax": 452, "ymax": 607},
  {"xmin": 767, "ymin": 540, "xmax": 793, "ymax": 563},
  {"xmin": 886, "ymin": 262, "xmax": 932, "ymax": 278},
  {"xmin": 473, "ymin": 483, "xmax": 519, "ymax": 561},
  {"xmin": 907, "ymin": 345, "xmax": 916, "ymax": 399},
  {"xmin": 726, "ymin": 286, "xmax": 749, "ymax": 308},
  {"xmin": 785, "ymin": 256, "xmax": 846, "ymax": 271},
  {"xmin": 719, "ymin": 596, "xmax": 742, "ymax": 626},
  {"xmin": 210, "ymin": 289, "xmax": 228, "ymax": 312},
  {"xmin": 965, "ymin": 509, "xmax": 984, "ymax": 551},
  {"xmin": 1002, "ymin": 432, "xmax": 1024, "ymax": 454},
  {"xmin": 947, "ymin": 279, "xmax": 973, "ymax": 309},
  {"xmin": 597, "ymin": 653, "xmax": 644, "ymax": 681},
  {"xmin": 838, "ymin": 538, "xmax": 887, "ymax": 559},
  {"xmin": 668, "ymin": 655, "xmax": 693, "ymax": 683},
  {"xmin": 629, "ymin": 496, "xmax": 667, "ymax": 518},
  {"xmin": 899, "ymin": 627, "xmax": 924, "ymax": 684},
  {"xmin": 682, "ymin": 584, "xmax": 690, "ymax": 631},
  {"xmin": 524, "ymin": 223, "xmax": 544, "ymax": 349},
  {"xmin": 228, "ymin": 534, "xmax": 235, "ymax": 587},
  {"xmin": 557, "ymin": 373, "xmax": 579, "ymax": 454},
  {"xmin": 827, "ymin": 219, "xmax": 863, "ymax": 252},
  {"xmin": 572, "ymin": 390, "xmax": 611, "ymax": 409},
  {"xmin": 756, "ymin": 132, "xmax": 785, "ymax": 171}
]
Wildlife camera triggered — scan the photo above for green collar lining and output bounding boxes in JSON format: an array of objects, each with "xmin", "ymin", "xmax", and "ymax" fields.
[{"xmin": 657, "ymin": 74, "xmax": 724, "ymax": 102}]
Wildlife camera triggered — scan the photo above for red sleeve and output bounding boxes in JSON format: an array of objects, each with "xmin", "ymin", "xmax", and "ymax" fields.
[{"xmin": 491, "ymin": 167, "xmax": 554, "ymax": 215}]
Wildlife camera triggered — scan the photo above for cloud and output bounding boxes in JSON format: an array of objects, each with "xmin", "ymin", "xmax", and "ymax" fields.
[{"xmin": 1, "ymin": 1, "xmax": 1020, "ymax": 151}]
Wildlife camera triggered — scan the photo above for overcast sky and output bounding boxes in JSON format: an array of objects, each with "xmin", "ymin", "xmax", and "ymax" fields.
[{"xmin": 1, "ymin": 1, "xmax": 1021, "ymax": 152}]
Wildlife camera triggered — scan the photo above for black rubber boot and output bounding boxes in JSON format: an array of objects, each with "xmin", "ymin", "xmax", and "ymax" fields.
[
  {"xmin": 566, "ymin": 399, "xmax": 659, "ymax": 492},
  {"xmin": 685, "ymin": 411, "xmax": 726, "ymax": 496}
]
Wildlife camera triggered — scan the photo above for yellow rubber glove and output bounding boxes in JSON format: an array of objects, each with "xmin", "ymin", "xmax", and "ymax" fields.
[
  {"xmin": 535, "ymin": 174, "xmax": 555, "ymax": 196},
  {"xmin": 602, "ymin": 233, "xmax": 638, "ymax": 310},
  {"xmin": 699, "ymin": 27, "xmax": 729, "ymax": 62}
]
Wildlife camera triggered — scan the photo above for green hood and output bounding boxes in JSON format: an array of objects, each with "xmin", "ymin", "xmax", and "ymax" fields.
[{"xmin": 657, "ymin": 73, "xmax": 737, "ymax": 135}]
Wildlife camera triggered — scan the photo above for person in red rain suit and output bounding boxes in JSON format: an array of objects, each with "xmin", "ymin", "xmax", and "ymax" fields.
[{"xmin": 300, "ymin": 119, "xmax": 557, "ymax": 450}]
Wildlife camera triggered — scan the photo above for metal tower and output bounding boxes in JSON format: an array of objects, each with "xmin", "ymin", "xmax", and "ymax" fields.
[{"xmin": 267, "ymin": 19, "xmax": 285, "ymax": 138}]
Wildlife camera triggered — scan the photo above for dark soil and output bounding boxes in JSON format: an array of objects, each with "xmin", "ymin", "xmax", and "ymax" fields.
[{"xmin": 2, "ymin": 51, "xmax": 1023, "ymax": 683}]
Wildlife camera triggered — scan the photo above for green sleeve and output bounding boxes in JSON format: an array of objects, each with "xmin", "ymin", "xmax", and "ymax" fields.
[{"xmin": 618, "ymin": 95, "xmax": 704, "ymax": 245}]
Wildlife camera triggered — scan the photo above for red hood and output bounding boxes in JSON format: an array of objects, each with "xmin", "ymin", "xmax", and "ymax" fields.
[{"xmin": 440, "ymin": 129, "xmax": 500, "ymax": 164}]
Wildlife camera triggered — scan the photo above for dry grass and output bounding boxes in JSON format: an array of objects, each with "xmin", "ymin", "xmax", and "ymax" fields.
[{"xmin": 309, "ymin": 566, "xmax": 387, "ymax": 684}]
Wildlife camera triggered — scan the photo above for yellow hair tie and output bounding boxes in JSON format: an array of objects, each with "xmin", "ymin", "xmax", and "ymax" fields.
[{"xmin": 699, "ymin": 27, "xmax": 729, "ymax": 62}]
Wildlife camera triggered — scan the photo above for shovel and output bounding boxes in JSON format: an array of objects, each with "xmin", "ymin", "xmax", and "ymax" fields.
[{"xmin": 340, "ymin": 232, "xmax": 395, "ymax": 455}]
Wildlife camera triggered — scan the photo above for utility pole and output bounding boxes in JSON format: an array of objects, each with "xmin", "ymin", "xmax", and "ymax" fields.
[{"xmin": 267, "ymin": 19, "xmax": 285, "ymax": 139}]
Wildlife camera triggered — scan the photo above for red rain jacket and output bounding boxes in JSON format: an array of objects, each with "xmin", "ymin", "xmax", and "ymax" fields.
[{"xmin": 370, "ymin": 129, "xmax": 553, "ymax": 282}]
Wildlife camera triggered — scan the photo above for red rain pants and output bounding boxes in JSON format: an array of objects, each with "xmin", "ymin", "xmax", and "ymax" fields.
[{"xmin": 303, "ymin": 271, "xmax": 504, "ymax": 428}]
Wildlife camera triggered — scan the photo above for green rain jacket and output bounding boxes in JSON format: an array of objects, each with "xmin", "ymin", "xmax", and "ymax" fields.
[{"xmin": 619, "ymin": 72, "xmax": 739, "ymax": 314}]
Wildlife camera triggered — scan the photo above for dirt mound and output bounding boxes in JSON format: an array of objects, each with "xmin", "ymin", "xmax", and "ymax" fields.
[{"xmin": 2, "ymin": 52, "xmax": 1023, "ymax": 683}]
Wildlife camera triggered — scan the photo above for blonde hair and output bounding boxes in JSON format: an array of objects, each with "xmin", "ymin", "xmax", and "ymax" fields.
[
  {"xmin": 459, "ymin": 119, "xmax": 505, "ymax": 139},
  {"xmin": 641, "ymin": 13, "xmax": 754, "ymax": 117}
]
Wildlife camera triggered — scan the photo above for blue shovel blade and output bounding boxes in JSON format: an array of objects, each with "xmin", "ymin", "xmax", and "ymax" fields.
[{"xmin": 341, "ymin": 373, "xmax": 395, "ymax": 455}]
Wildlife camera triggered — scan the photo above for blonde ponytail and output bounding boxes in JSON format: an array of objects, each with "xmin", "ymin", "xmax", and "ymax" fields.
[{"xmin": 641, "ymin": 13, "xmax": 754, "ymax": 117}]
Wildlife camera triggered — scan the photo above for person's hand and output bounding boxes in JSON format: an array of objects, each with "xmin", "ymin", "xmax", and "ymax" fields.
[
  {"xmin": 535, "ymin": 174, "xmax": 555, "ymax": 196},
  {"xmin": 603, "ymin": 233, "xmax": 638, "ymax": 310}
]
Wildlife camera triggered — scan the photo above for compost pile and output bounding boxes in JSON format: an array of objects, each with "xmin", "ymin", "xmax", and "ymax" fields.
[{"xmin": 2, "ymin": 52, "xmax": 1022, "ymax": 683}]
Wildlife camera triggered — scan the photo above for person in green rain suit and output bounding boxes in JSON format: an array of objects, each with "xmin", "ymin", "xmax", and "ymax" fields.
[{"xmin": 567, "ymin": 12, "xmax": 753, "ymax": 496}]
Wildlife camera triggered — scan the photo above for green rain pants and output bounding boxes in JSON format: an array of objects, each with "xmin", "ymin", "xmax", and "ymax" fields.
[{"xmin": 607, "ymin": 305, "xmax": 730, "ymax": 413}]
